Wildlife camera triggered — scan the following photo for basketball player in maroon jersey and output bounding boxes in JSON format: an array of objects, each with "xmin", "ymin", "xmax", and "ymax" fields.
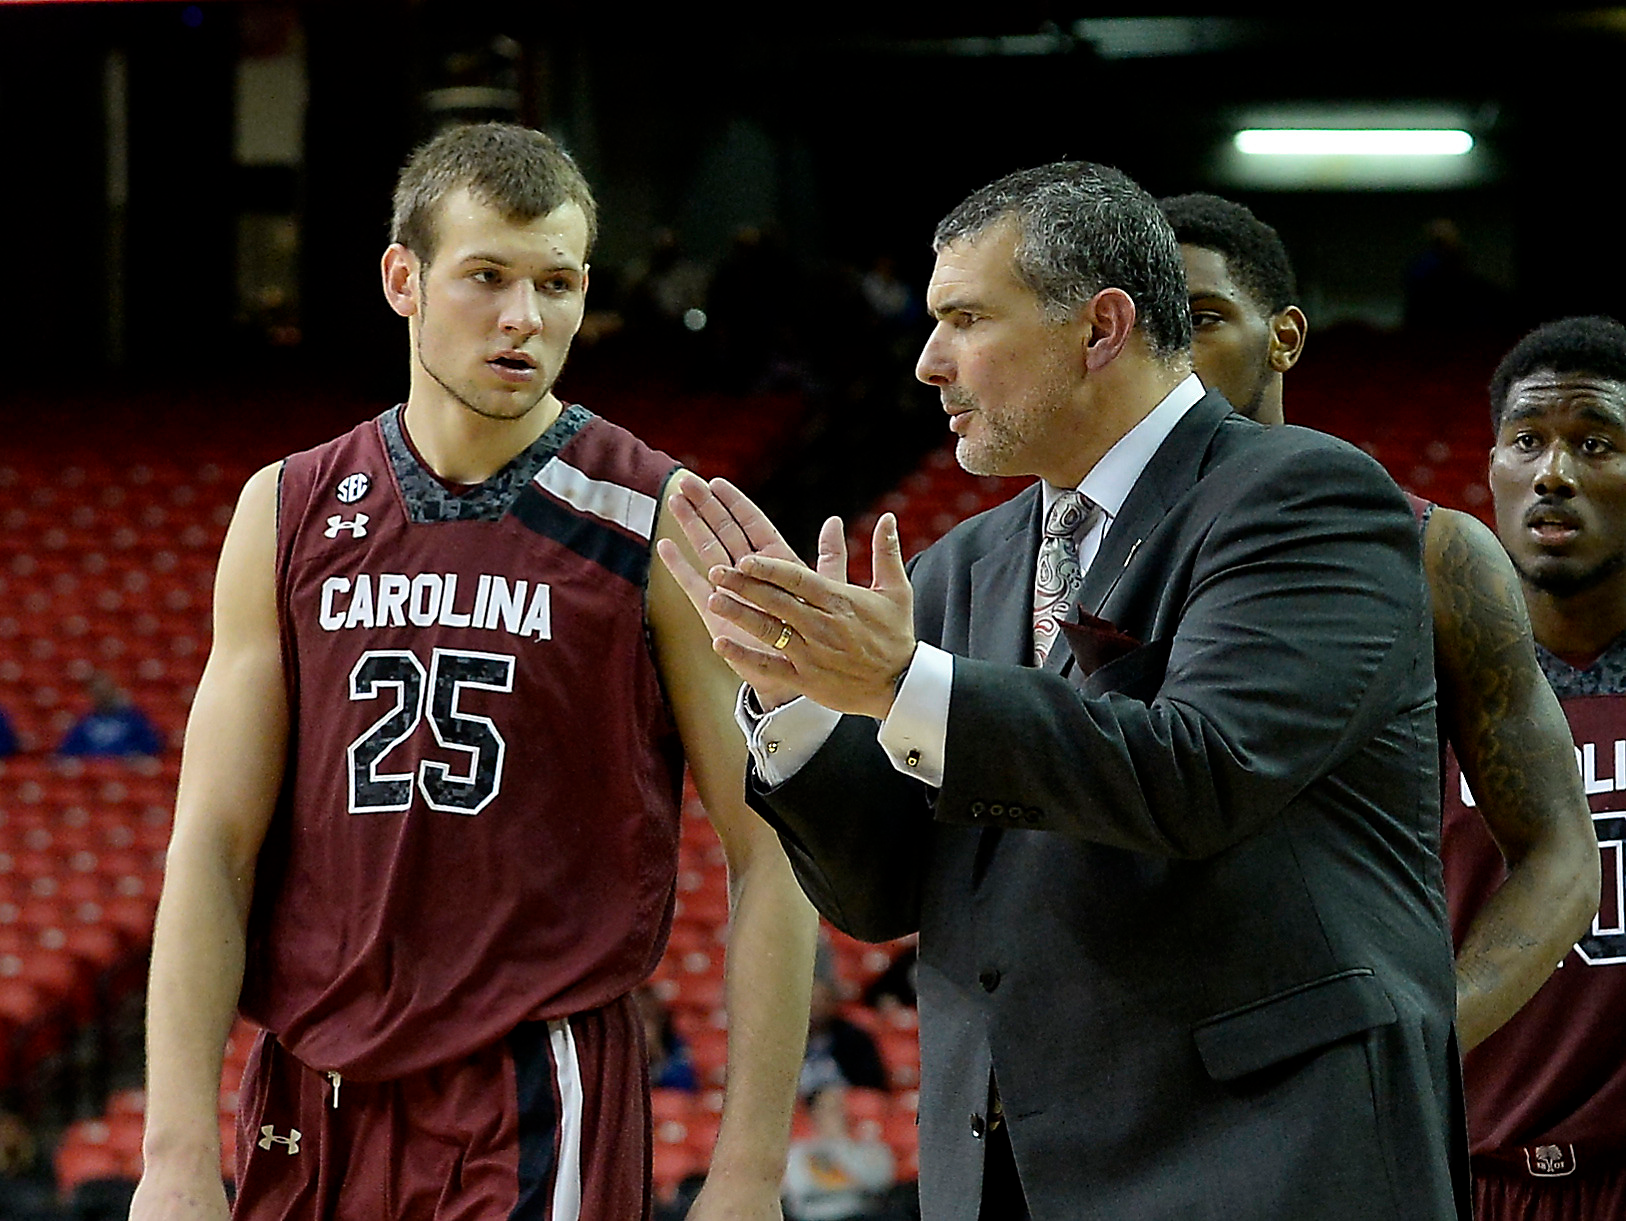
[
  {"xmin": 132, "ymin": 124, "xmax": 817, "ymax": 1220},
  {"xmin": 1448, "ymin": 315, "xmax": 1626, "ymax": 1218},
  {"xmin": 1160, "ymin": 193, "xmax": 1597, "ymax": 1052}
]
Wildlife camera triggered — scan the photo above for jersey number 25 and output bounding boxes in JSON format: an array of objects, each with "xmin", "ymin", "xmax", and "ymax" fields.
[{"xmin": 345, "ymin": 647, "xmax": 514, "ymax": 815}]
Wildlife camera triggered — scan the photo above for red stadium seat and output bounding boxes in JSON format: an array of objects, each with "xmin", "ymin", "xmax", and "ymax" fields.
[
  {"xmin": 845, "ymin": 1086, "xmax": 889, "ymax": 1124},
  {"xmin": 685, "ymin": 1029, "xmax": 730, "ymax": 1087},
  {"xmin": 99, "ymin": 895, "xmax": 157, "ymax": 943},
  {"xmin": 650, "ymin": 1087, "xmax": 695, "ymax": 1126},
  {"xmin": 682, "ymin": 1111, "xmax": 720, "ymax": 1159},
  {"xmin": 108, "ymin": 1087, "xmax": 146, "ymax": 1116},
  {"xmin": 1, "ymin": 944, "xmax": 95, "ymax": 1023},
  {"xmin": 662, "ymin": 973, "xmax": 724, "ymax": 1017},
  {"xmin": 59, "ymin": 922, "xmax": 125, "ymax": 971},
  {"xmin": 875, "ymin": 1028, "xmax": 921, "ymax": 1089},
  {"xmin": 651, "ymin": 1143, "xmax": 700, "ymax": 1202},
  {"xmin": 54, "ymin": 1137, "xmax": 131, "ymax": 1193}
]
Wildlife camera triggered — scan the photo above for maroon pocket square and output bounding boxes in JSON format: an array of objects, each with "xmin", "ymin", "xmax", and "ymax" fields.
[{"xmin": 1059, "ymin": 613, "xmax": 1143, "ymax": 676}]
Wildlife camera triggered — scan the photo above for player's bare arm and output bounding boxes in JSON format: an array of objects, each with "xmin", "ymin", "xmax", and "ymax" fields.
[
  {"xmin": 1427, "ymin": 506, "xmax": 1600, "ymax": 1050},
  {"xmin": 131, "ymin": 463, "xmax": 288, "ymax": 1221},
  {"xmin": 648, "ymin": 483, "xmax": 819, "ymax": 1220}
]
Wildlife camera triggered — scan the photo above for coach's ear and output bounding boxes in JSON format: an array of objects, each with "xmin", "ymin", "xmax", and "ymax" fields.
[
  {"xmin": 381, "ymin": 244, "xmax": 421, "ymax": 319},
  {"xmin": 1082, "ymin": 288, "xmax": 1137, "ymax": 372}
]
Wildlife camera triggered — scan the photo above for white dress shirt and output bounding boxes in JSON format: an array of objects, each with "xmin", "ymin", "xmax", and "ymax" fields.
[{"xmin": 739, "ymin": 373, "xmax": 1207, "ymax": 787}]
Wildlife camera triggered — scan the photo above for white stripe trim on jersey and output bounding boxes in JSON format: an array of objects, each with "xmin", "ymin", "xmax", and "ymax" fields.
[
  {"xmin": 549, "ymin": 1018, "xmax": 585, "ymax": 1221},
  {"xmin": 534, "ymin": 459, "xmax": 658, "ymax": 540}
]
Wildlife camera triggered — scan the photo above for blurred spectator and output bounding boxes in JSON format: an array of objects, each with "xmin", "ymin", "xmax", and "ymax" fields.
[
  {"xmin": 634, "ymin": 984, "xmax": 698, "ymax": 1092},
  {"xmin": 655, "ymin": 1171, "xmax": 709, "ymax": 1221},
  {"xmin": 707, "ymin": 225, "xmax": 809, "ymax": 393},
  {"xmin": 862, "ymin": 944, "xmax": 917, "ymax": 1012},
  {"xmin": 624, "ymin": 228, "xmax": 709, "ymax": 338},
  {"xmin": 859, "ymin": 254, "xmax": 918, "ymax": 332},
  {"xmin": 57, "ymin": 672, "xmax": 163, "ymax": 758},
  {"xmin": 67, "ymin": 1176, "xmax": 137, "ymax": 1221},
  {"xmin": 0, "ymin": 1109, "xmax": 58, "ymax": 1220},
  {"xmin": 1404, "ymin": 218, "xmax": 1509, "ymax": 333},
  {"xmin": 782, "ymin": 1085, "xmax": 896, "ymax": 1221},
  {"xmin": 0, "ymin": 701, "xmax": 17, "ymax": 757},
  {"xmin": 801, "ymin": 947, "xmax": 886, "ymax": 1096}
]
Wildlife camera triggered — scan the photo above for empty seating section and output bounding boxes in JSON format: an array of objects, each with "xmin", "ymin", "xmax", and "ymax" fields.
[
  {"xmin": 589, "ymin": 389, "xmax": 809, "ymax": 490},
  {"xmin": 1283, "ymin": 334, "xmax": 1503, "ymax": 522},
  {"xmin": 0, "ymin": 458, "xmax": 236, "ymax": 755},
  {"xmin": 0, "ymin": 461, "xmax": 231, "ymax": 1132}
]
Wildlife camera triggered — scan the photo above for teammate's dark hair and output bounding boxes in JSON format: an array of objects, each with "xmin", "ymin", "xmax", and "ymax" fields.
[
  {"xmin": 1489, "ymin": 316, "xmax": 1626, "ymax": 430},
  {"xmin": 391, "ymin": 122, "xmax": 597, "ymax": 261},
  {"xmin": 1159, "ymin": 193, "xmax": 1298, "ymax": 316},
  {"xmin": 934, "ymin": 162, "xmax": 1192, "ymax": 358}
]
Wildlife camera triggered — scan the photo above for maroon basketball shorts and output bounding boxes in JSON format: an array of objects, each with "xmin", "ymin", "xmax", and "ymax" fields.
[
  {"xmin": 1474, "ymin": 1162, "xmax": 1626, "ymax": 1221},
  {"xmin": 233, "ymin": 996, "xmax": 652, "ymax": 1221}
]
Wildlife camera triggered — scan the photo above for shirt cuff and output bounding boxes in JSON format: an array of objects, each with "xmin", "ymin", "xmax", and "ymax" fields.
[
  {"xmin": 876, "ymin": 642, "xmax": 952, "ymax": 787},
  {"xmin": 734, "ymin": 685, "xmax": 842, "ymax": 787}
]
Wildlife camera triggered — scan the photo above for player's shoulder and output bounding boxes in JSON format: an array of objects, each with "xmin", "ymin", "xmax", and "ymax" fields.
[
  {"xmin": 549, "ymin": 404, "xmax": 680, "ymax": 500},
  {"xmin": 1205, "ymin": 416, "xmax": 1408, "ymax": 508},
  {"xmin": 272, "ymin": 410, "xmax": 393, "ymax": 522},
  {"xmin": 1215, "ymin": 413, "xmax": 1384, "ymax": 472}
]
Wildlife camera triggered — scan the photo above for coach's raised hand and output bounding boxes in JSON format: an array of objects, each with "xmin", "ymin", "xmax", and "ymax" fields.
[
  {"xmin": 657, "ymin": 473, "xmax": 806, "ymax": 711},
  {"xmin": 658, "ymin": 474, "xmax": 917, "ymax": 720}
]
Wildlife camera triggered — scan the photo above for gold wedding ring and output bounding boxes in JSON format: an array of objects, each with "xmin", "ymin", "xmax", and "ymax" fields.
[{"xmin": 772, "ymin": 622, "xmax": 794, "ymax": 650}]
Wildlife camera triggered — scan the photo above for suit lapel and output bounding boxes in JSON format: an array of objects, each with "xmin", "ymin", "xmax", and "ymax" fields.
[{"xmin": 1079, "ymin": 392, "xmax": 1234, "ymax": 616}]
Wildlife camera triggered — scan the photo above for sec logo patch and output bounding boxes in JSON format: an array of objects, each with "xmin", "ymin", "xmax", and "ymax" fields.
[{"xmin": 336, "ymin": 473, "xmax": 371, "ymax": 504}]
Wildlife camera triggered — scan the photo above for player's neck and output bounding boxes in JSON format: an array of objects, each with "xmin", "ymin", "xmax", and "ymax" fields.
[
  {"xmin": 1253, "ymin": 378, "xmax": 1286, "ymax": 426},
  {"xmin": 1525, "ymin": 577, "xmax": 1626, "ymax": 661},
  {"xmin": 401, "ymin": 392, "xmax": 563, "ymax": 485}
]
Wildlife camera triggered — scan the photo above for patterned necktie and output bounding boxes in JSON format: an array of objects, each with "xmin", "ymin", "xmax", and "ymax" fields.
[{"xmin": 1032, "ymin": 490, "xmax": 1096, "ymax": 666}]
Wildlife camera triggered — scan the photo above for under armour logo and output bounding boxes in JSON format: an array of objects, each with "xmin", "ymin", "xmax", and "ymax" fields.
[
  {"xmin": 325, "ymin": 513, "xmax": 369, "ymax": 539},
  {"xmin": 258, "ymin": 1125, "xmax": 302, "ymax": 1154}
]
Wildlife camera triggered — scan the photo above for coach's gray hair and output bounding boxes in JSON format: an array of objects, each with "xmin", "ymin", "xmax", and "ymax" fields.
[{"xmin": 934, "ymin": 162, "xmax": 1191, "ymax": 356}]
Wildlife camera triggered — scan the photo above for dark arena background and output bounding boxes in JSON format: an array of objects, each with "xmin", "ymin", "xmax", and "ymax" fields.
[{"xmin": 0, "ymin": 4, "xmax": 1621, "ymax": 1216}]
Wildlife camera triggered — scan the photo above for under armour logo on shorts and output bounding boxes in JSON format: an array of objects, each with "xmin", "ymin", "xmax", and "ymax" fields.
[
  {"xmin": 325, "ymin": 513, "xmax": 369, "ymax": 539},
  {"xmin": 258, "ymin": 1125, "xmax": 302, "ymax": 1154}
]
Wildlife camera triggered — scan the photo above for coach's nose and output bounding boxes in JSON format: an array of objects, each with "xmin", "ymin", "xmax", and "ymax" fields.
[{"xmin": 916, "ymin": 323, "xmax": 954, "ymax": 387}]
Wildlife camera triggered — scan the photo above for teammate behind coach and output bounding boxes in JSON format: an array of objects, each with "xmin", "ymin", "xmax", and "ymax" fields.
[
  {"xmin": 1454, "ymin": 315, "xmax": 1626, "ymax": 1218},
  {"xmin": 132, "ymin": 124, "xmax": 817, "ymax": 1221},
  {"xmin": 1161, "ymin": 192, "xmax": 1598, "ymax": 1052}
]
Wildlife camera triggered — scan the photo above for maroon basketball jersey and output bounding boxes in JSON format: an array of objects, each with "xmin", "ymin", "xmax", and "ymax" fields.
[
  {"xmin": 240, "ymin": 404, "xmax": 684, "ymax": 1081},
  {"xmin": 1443, "ymin": 693, "xmax": 1626, "ymax": 1168}
]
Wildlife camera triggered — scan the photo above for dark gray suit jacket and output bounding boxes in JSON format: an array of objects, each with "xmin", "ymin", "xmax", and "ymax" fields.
[{"xmin": 752, "ymin": 394, "xmax": 1470, "ymax": 1220}]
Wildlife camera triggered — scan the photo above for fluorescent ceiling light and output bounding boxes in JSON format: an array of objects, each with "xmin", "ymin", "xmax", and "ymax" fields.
[{"xmin": 1235, "ymin": 129, "xmax": 1474, "ymax": 157}]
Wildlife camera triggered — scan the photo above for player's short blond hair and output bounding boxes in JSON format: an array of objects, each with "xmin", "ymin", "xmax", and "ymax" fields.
[{"xmin": 391, "ymin": 122, "xmax": 597, "ymax": 261}]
